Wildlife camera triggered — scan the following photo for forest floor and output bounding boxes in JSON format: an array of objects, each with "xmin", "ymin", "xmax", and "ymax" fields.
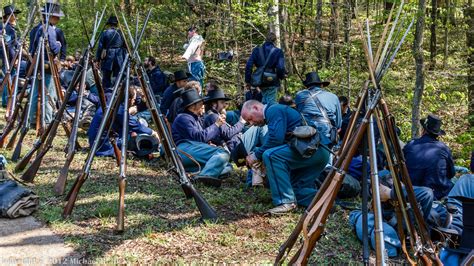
[{"xmin": 0, "ymin": 108, "xmax": 375, "ymax": 264}]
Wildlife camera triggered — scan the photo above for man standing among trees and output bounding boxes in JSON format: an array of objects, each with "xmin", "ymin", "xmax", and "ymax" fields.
[
  {"xmin": 96, "ymin": 15, "xmax": 125, "ymax": 89},
  {"xmin": 245, "ymin": 31, "xmax": 286, "ymax": 105},
  {"xmin": 182, "ymin": 26, "xmax": 205, "ymax": 91}
]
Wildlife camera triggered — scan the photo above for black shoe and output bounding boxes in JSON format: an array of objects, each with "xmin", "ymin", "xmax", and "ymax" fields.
[
  {"xmin": 266, "ymin": 203, "xmax": 297, "ymax": 215},
  {"xmin": 194, "ymin": 175, "xmax": 222, "ymax": 188}
]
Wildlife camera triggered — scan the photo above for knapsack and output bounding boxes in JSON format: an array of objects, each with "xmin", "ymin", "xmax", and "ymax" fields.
[
  {"xmin": 300, "ymin": 90, "xmax": 339, "ymax": 145},
  {"xmin": 250, "ymin": 46, "xmax": 277, "ymax": 87}
]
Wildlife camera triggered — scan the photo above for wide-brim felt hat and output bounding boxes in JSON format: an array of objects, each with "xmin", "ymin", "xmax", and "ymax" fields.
[
  {"xmin": 173, "ymin": 70, "xmax": 190, "ymax": 82},
  {"xmin": 41, "ymin": 2, "xmax": 64, "ymax": 17},
  {"xmin": 106, "ymin": 15, "xmax": 118, "ymax": 25},
  {"xmin": 203, "ymin": 88, "xmax": 231, "ymax": 103},
  {"xmin": 135, "ymin": 134, "xmax": 159, "ymax": 157},
  {"xmin": 181, "ymin": 89, "xmax": 203, "ymax": 109},
  {"xmin": 420, "ymin": 114, "xmax": 445, "ymax": 136},
  {"xmin": 3, "ymin": 5, "xmax": 21, "ymax": 16},
  {"xmin": 303, "ymin": 71, "xmax": 330, "ymax": 88}
]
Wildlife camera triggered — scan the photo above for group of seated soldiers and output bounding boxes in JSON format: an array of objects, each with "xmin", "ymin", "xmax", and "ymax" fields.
[{"xmin": 1, "ymin": 7, "xmax": 472, "ymax": 259}]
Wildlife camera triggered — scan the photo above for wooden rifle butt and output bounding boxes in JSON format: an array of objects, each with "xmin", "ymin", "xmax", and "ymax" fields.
[
  {"xmin": 55, "ymin": 159, "xmax": 72, "ymax": 196},
  {"xmin": 116, "ymin": 177, "xmax": 126, "ymax": 232},
  {"xmin": 15, "ymin": 146, "xmax": 36, "ymax": 173},
  {"xmin": 11, "ymin": 129, "xmax": 27, "ymax": 162},
  {"xmin": 0, "ymin": 122, "xmax": 14, "ymax": 148},
  {"xmin": 5, "ymin": 125, "xmax": 20, "ymax": 150},
  {"xmin": 181, "ymin": 182, "xmax": 218, "ymax": 221},
  {"xmin": 20, "ymin": 142, "xmax": 51, "ymax": 182},
  {"xmin": 63, "ymin": 172, "xmax": 88, "ymax": 218}
]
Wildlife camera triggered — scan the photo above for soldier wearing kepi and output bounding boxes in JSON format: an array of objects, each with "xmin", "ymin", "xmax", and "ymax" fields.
[
  {"xmin": 28, "ymin": 1, "xmax": 64, "ymax": 125},
  {"xmin": 1, "ymin": 4, "xmax": 21, "ymax": 107},
  {"xmin": 96, "ymin": 15, "xmax": 125, "ymax": 89}
]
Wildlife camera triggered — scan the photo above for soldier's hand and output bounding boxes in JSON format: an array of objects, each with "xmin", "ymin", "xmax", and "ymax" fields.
[
  {"xmin": 245, "ymin": 83, "xmax": 251, "ymax": 91},
  {"xmin": 215, "ymin": 114, "xmax": 226, "ymax": 127},
  {"xmin": 129, "ymin": 106, "xmax": 138, "ymax": 115},
  {"xmin": 151, "ymin": 130, "xmax": 159, "ymax": 140},
  {"xmin": 246, "ymin": 153, "xmax": 258, "ymax": 166}
]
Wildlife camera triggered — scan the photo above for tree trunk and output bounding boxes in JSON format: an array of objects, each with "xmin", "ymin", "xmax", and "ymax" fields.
[
  {"xmin": 326, "ymin": 0, "xmax": 339, "ymax": 64},
  {"xmin": 279, "ymin": 0, "xmax": 292, "ymax": 75},
  {"xmin": 466, "ymin": 6, "xmax": 474, "ymax": 127},
  {"xmin": 344, "ymin": 0, "xmax": 352, "ymax": 98},
  {"xmin": 412, "ymin": 0, "xmax": 427, "ymax": 138},
  {"xmin": 316, "ymin": 0, "xmax": 324, "ymax": 69},
  {"xmin": 443, "ymin": 0, "xmax": 450, "ymax": 68},
  {"xmin": 268, "ymin": 0, "xmax": 281, "ymax": 48},
  {"xmin": 430, "ymin": 0, "xmax": 437, "ymax": 69}
]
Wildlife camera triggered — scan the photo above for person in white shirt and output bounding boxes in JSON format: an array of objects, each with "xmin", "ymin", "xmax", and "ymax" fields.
[{"xmin": 182, "ymin": 26, "xmax": 205, "ymax": 92}]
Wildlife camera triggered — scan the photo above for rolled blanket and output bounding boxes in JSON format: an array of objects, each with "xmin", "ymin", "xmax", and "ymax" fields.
[{"xmin": 0, "ymin": 180, "xmax": 39, "ymax": 218}]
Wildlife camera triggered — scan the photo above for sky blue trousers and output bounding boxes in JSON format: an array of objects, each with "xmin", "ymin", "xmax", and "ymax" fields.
[
  {"xmin": 263, "ymin": 144, "xmax": 330, "ymax": 207},
  {"xmin": 28, "ymin": 73, "xmax": 57, "ymax": 125},
  {"xmin": 177, "ymin": 140, "xmax": 230, "ymax": 179},
  {"xmin": 261, "ymin": 85, "xmax": 278, "ymax": 105}
]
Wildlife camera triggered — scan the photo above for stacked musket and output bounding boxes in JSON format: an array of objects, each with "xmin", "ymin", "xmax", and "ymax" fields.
[
  {"xmin": 275, "ymin": 1, "xmax": 442, "ymax": 265},
  {"xmin": 0, "ymin": 4, "xmax": 217, "ymax": 232}
]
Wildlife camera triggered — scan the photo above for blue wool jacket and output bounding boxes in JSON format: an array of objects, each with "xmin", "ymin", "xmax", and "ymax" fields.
[
  {"xmin": 0, "ymin": 23, "xmax": 17, "ymax": 63},
  {"xmin": 403, "ymin": 134, "xmax": 455, "ymax": 199},
  {"xmin": 160, "ymin": 83, "xmax": 179, "ymax": 114},
  {"xmin": 245, "ymin": 42, "xmax": 286, "ymax": 86},
  {"xmin": 203, "ymin": 109, "xmax": 244, "ymax": 149},
  {"xmin": 96, "ymin": 28, "xmax": 125, "ymax": 72},
  {"xmin": 172, "ymin": 110, "xmax": 221, "ymax": 146},
  {"xmin": 29, "ymin": 23, "xmax": 62, "ymax": 59},
  {"xmin": 147, "ymin": 67, "xmax": 169, "ymax": 97},
  {"xmin": 295, "ymin": 86, "xmax": 342, "ymax": 145},
  {"xmin": 254, "ymin": 104, "xmax": 301, "ymax": 160},
  {"xmin": 55, "ymin": 27, "xmax": 67, "ymax": 61}
]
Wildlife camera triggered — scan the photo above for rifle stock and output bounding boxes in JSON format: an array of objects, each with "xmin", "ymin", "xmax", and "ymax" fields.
[
  {"xmin": 11, "ymin": 128, "xmax": 27, "ymax": 162},
  {"xmin": 117, "ymin": 176, "xmax": 126, "ymax": 232},
  {"xmin": 181, "ymin": 182, "xmax": 218, "ymax": 221},
  {"xmin": 63, "ymin": 171, "xmax": 88, "ymax": 217},
  {"xmin": 15, "ymin": 142, "xmax": 38, "ymax": 172},
  {"xmin": 6, "ymin": 125, "xmax": 20, "ymax": 149},
  {"xmin": 54, "ymin": 156, "xmax": 72, "ymax": 195},
  {"xmin": 21, "ymin": 143, "xmax": 52, "ymax": 182}
]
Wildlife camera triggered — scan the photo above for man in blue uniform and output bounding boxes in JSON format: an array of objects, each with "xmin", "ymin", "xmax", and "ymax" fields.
[
  {"xmin": 403, "ymin": 114, "xmax": 455, "ymax": 200},
  {"xmin": 338, "ymin": 95, "xmax": 351, "ymax": 140},
  {"xmin": 203, "ymin": 88, "xmax": 246, "ymax": 152},
  {"xmin": 1, "ymin": 5, "xmax": 21, "ymax": 107},
  {"xmin": 28, "ymin": 2, "xmax": 64, "ymax": 125},
  {"xmin": 96, "ymin": 15, "xmax": 125, "ymax": 88},
  {"xmin": 144, "ymin": 56, "xmax": 168, "ymax": 99},
  {"xmin": 295, "ymin": 72, "xmax": 342, "ymax": 146},
  {"xmin": 241, "ymin": 100, "xmax": 330, "ymax": 214},
  {"xmin": 160, "ymin": 70, "xmax": 189, "ymax": 115},
  {"xmin": 172, "ymin": 88, "xmax": 229, "ymax": 187},
  {"xmin": 245, "ymin": 32, "xmax": 286, "ymax": 105}
]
